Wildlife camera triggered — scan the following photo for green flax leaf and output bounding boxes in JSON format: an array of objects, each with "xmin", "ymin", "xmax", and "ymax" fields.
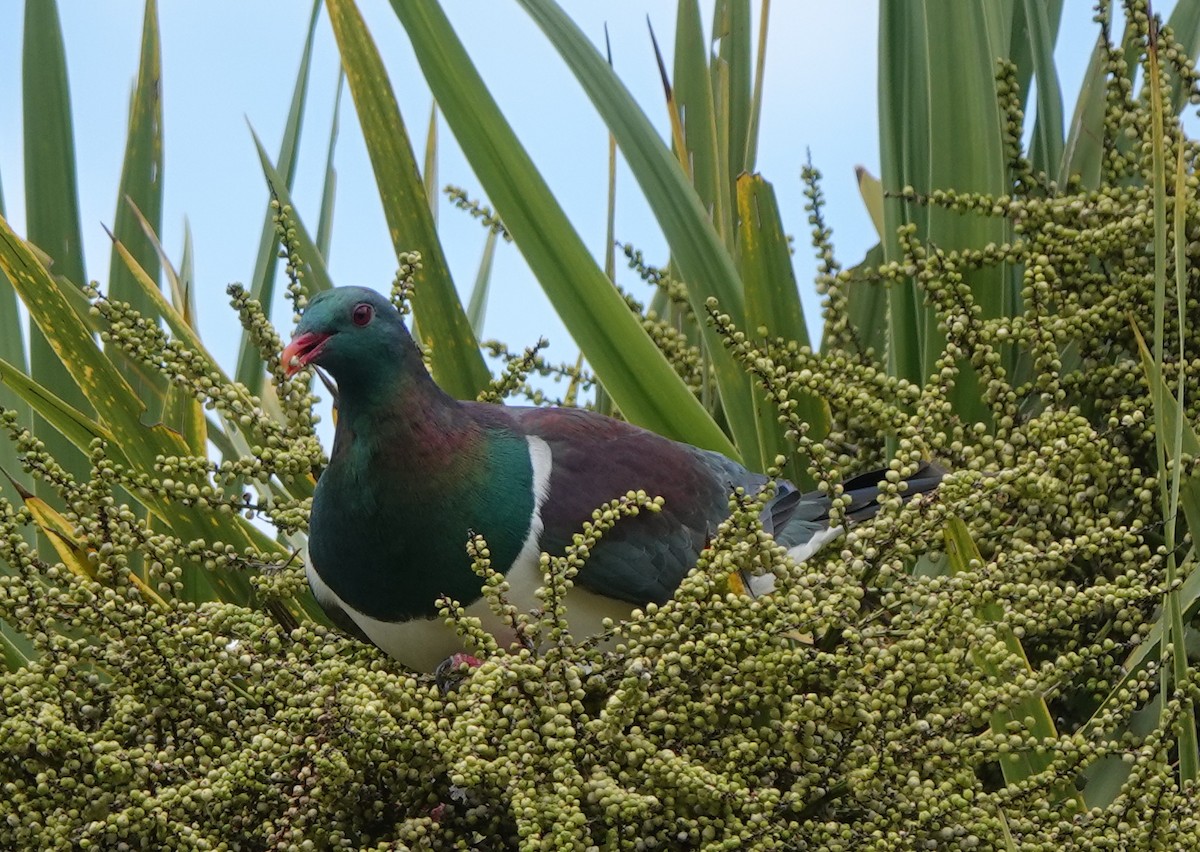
[
  {"xmin": 511, "ymin": 0, "xmax": 761, "ymax": 464},
  {"xmin": 236, "ymin": 0, "xmax": 324, "ymax": 398},
  {"xmin": 1081, "ymin": 320, "xmax": 1200, "ymax": 795},
  {"xmin": 879, "ymin": 1, "xmax": 1011, "ymax": 434},
  {"xmin": 106, "ymin": 0, "xmax": 166, "ymax": 413},
  {"xmin": 250, "ymin": 127, "xmax": 336, "ymax": 296},
  {"xmin": 106, "ymin": 0, "xmax": 164, "ymax": 337},
  {"xmin": 107, "ymin": 219, "xmax": 295, "ymax": 481},
  {"xmin": 385, "ymin": 0, "xmax": 738, "ymax": 458},
  {"xmin": 325, "ymin": 0, "xmax": 490, "ymax": 401},
  {"xmin": 0, "ymin": 213, "xmax": 279, "ymax": 580},
  {"xmin": 0, "ymin": 623, "xmax": 34, "ymax": 672},
  {"xmin": 878, "ymin": 1, "xmax": 929, "ymax": 392},
  {"xmin": 1020, "ymin": 0, "xmax": 1065, "ymax": 175},
  {"xmin": 423, "ymin": 101, "xmax": 439, "ymax": 226},
  {"xmin": 107, "ymin": 229, "xmax": 207, "ymax": 457},
  {"xmin": 22, "ymin": 0, "xmax": 91, "ymax": 489},
  {"xmin": 1165, "ymin": 0, "xmax": 1200, "ymax": 112},
  {"xmin": 0, "ymin": 171, "xmax": 31, "ymax": 495},
  {"xmin": 1059, "ymin": 29, "xmax": 1113, "ymax": 188},
  {"xmin": 944, "ymin": 516, "xmax": 1085, "ymax": 811},
  {"xmin": 1060, "ymin": 13, "xmax": 1146, "ymax": 188},
  {"xmin": 735, "ymin": 173, "xmax": 826, "ymax": 485},
  {"xmin": 674, "ymin": 0, "xmax": 727, "ymax": 243},
  {"xmin": 316, "ymin": 71, "xmax": 345, "ymax": 262},
  {"xmin": 743, "ymin": 0, "xmax": 769, "ymax": 173},
  {"xmin": 833, "ymin": 243, "xmax": 888, "ymax": 360},
  {"xmin": 467, "ymin": 229, "xmax": 498, "ymax": 338},
  {"xmin": 712, "ymin": 0, "xmax": 752, "ymax": 182},
  {"xmin": 0, "ymin": 357, "xmax": 114, "ymax": 452},
  {"xmin": 594, "ymin": 26, "xmax": 618, "ymax": 420},
  {"xmin": 855, "ymin": 166, "xmax": 885, "ymax": 240}
]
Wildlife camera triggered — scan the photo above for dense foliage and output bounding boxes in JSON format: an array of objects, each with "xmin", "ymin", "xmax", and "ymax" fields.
[{"xmin": 3, "ymin": 0, "xmax": 1200, "ymax": 848}]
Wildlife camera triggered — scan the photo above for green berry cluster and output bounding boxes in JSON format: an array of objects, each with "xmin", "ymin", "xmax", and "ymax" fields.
[{"xmin": 2, "ymin": 1, "xmax": 1200, "ymax": 847}]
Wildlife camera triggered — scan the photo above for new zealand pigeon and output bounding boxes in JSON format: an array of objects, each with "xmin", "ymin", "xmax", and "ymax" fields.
[{"xmin": 282, "ymin": 286, "xmax": 941, "ymax": 671}]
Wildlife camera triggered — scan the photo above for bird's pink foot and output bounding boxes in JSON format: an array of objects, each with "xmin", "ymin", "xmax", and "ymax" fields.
[{"xmin": 434, "ymin": 652, "xmax": 482, "ymax": 692}]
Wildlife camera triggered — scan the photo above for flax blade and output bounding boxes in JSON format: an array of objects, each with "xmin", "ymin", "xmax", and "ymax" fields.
[
  {"xmin": 235, "ymin": 0, "xmax": 324, "ymax": 398},
  {"xmin": 22, "ymin": 0, "xmax": 92, "ymax": 490},
  {"xmin": 384, "ymin": 0, "xmax": 738, "ymax": 457},
  {"xmin": 325, "ymin": 0, "xmax": 490, "ymax": 401}
]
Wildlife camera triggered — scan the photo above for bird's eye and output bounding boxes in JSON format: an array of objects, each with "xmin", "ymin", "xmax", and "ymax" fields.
[{"xmin": 351, "ymin": 303, "xmax": 374, "ymax": 327}]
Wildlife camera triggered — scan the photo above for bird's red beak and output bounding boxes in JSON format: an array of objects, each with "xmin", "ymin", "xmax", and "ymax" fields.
[{"xmin": 282, "ymin": 331, "xmax": 331, "ymax": 378}]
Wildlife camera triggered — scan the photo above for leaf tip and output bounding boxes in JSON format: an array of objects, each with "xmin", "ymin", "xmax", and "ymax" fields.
[
  {"xmin": 0, "ymin": 467, "xmax": 33, "ymax": 500},
  {"xmin": 646, "ymin": 16, "xmax": 671, "ymax": 102}
]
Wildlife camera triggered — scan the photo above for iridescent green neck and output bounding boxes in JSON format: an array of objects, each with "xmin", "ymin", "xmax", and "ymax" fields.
[{"xmin": 311, "ymin": 372, "xmax": 537, "ymax": 622}]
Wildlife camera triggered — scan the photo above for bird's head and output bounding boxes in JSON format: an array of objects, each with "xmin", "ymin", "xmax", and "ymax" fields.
[{"xmin": 282, "ymin": 286, "xmax": 418, "ymax": 389}]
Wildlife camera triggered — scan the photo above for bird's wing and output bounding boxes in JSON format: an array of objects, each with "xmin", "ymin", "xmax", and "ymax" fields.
[{"xmin": 503, "ymin": 406, "xmax": 769, "ymax": 605}]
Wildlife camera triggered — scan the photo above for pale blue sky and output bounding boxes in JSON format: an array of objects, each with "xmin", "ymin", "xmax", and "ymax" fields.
[{"xmin": 0, "ymin": 2, "xmax": 1141, "ymax": 384}]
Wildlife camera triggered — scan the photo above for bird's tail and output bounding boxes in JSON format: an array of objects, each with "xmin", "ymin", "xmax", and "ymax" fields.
[
  {"xmin": 830, "ymin": 461, "xmax": 945, "ymax": 525},
  {"xmin": 743, "ymin": 462, "xmax": 944, "ymax": 597}
]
